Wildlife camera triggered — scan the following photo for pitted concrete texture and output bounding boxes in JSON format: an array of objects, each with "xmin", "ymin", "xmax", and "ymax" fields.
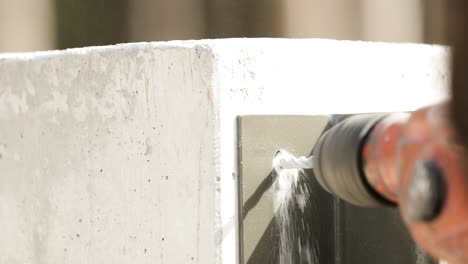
[{"xmin": 0, "ymin": 39, "xmax": 449, "ymax": 263}]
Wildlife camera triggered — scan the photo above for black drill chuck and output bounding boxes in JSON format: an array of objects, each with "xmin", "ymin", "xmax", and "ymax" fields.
[{"xmin": 312, "ymin": 114, "xmax": 390, "ymax": 207}]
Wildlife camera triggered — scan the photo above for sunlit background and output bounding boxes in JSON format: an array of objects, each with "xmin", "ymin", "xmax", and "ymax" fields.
[{"xmin": 0, "ymin": 0, "xmax": 445, "ymax": 53}]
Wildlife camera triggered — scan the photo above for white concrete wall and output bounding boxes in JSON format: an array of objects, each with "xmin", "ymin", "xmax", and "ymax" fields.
[{"xmin": 0, "ymin": 39, "xmax": 449, "ymax": 263}]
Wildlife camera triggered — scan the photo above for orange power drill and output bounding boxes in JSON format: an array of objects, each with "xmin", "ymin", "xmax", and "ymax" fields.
[{"xmin": 312, "ymin": 103, "xmax": 468, "ymax": 264}]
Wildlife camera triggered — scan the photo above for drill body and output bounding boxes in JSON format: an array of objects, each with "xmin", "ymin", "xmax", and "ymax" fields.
[{"xmin": 313, "ymin": 104, "xmax": 468, "ymax": 263}]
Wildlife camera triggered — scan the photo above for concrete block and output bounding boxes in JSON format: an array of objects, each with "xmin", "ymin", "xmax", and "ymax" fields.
[{"xmin": 0, "ymin": 39, "xmax": 449, "ymax": 263}]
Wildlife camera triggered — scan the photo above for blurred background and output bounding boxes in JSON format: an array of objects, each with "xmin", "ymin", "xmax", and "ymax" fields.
[{"xmin": 0, "ymin": 0, "xmax": 446, "ymax": 53}]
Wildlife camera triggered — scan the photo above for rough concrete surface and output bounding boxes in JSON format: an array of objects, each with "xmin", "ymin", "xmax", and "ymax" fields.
[{"xmin": 0, "ymin": 39, "xmax": 449, "ymax": 263}]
